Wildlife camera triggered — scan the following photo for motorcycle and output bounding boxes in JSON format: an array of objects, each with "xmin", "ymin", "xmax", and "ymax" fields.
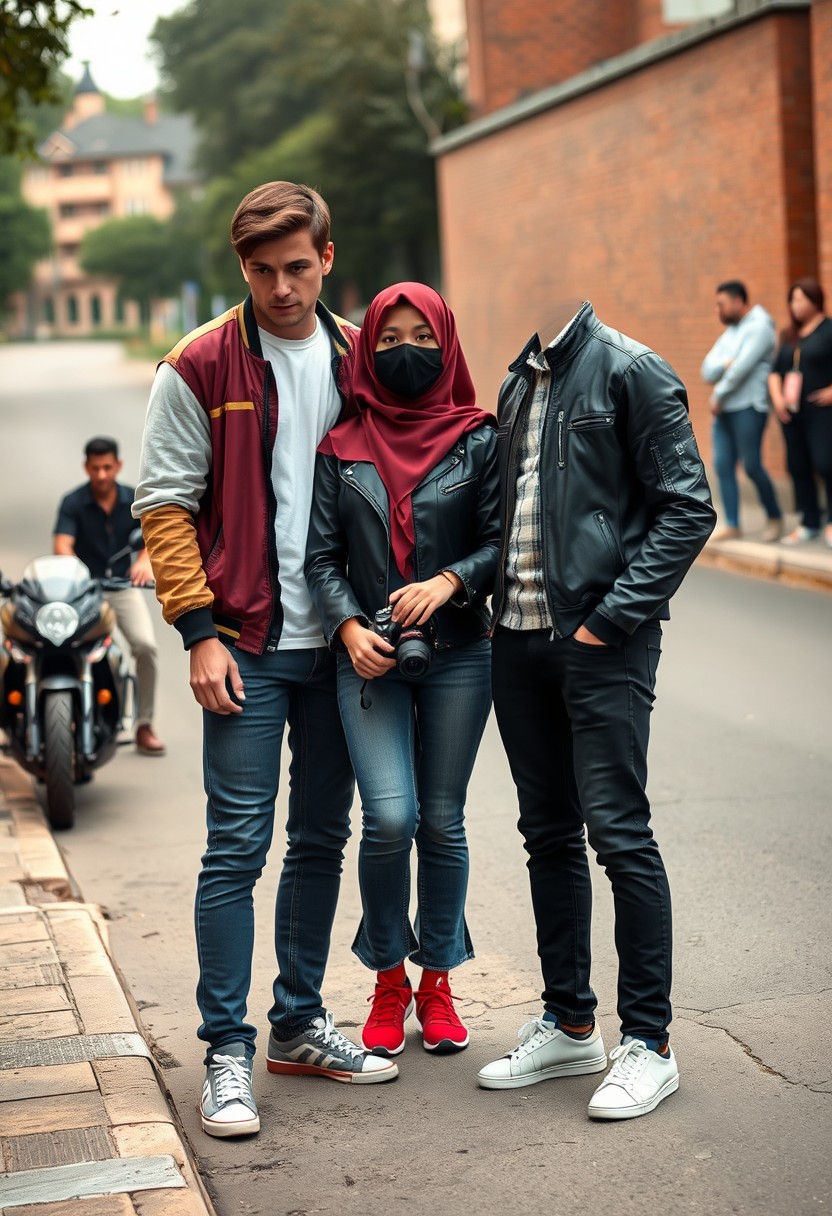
[{"xmin": 0, "ymin": 531, "xmax": 145, "ymax": 830}]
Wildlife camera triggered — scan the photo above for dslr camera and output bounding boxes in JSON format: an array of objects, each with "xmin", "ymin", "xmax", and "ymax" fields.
[{"xmin": 372, "ymin": 606, "xmax": 433, "ymax": 680}]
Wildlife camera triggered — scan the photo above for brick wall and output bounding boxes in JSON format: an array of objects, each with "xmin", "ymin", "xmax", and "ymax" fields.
[
  {"xmin": 439, "ymin": 11, "xmax": 814, "ymax": 477},
  {"xmin": 464, "ymin": 0, "xmax": 637, "ymax": 115},
  {"xmin": 812, "ymin": 0, "xmax": 832, "ymax": 291}
]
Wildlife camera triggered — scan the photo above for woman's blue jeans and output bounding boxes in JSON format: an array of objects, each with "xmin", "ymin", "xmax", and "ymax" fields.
[
  {"xmin": 196, "ymin": 646, "xmax": 354, "ymax": 1057},
  {"xmin": 712, "ymin": 406, "xmax": 782, "ymax": 527},
  {"xmin": 337, "ymin": 639, "xmax": 491, "ymax": 973}
]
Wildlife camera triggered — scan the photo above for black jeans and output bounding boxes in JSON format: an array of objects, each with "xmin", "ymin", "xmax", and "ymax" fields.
[
  {"xmin": 491, "ymin": 622, "xmax": 672, "ymax": 1043},
  {"xmin": 780, "ymin": 403, "xmax": 832, "ymax": 530}
]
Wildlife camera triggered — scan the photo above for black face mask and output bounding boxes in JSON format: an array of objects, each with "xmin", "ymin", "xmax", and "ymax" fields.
[{"xmin": 374, "ymin": 345, "xmax": 443, "ymax": 399}]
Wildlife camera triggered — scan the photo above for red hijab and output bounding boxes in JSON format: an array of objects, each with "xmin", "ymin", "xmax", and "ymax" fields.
[{"xmin": 319, "ymin": 282, "xmax": 494, "ymax": 579}]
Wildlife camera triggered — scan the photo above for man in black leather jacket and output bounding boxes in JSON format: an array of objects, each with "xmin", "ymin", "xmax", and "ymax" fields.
[{"xmin": 477, "ymin": 302, "xmax": 716, "ymax": 1120}]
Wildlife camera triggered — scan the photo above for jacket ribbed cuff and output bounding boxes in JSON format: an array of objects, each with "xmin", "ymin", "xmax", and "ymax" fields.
[
  {"xmin": 583, "ymin": 609, "xmax": 627, "ymax": 648},
  {"xmin": 173, "ymin": 606, "xmax": 219, "ymax": 650}
]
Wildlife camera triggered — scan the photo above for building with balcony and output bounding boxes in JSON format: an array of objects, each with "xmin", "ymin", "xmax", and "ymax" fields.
[{"xmin": 11, "ymin": 67, "xmax": 199, "ymax": 338}]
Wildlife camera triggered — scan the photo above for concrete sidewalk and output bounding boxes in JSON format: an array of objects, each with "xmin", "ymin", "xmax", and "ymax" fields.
[
  {"xmin": 698, "ymin": 502, "xmax": 832, "ymax": 591},
  {"xmin": 0, "ymin": 759, "xmax": 215, "ymax": 1216}
]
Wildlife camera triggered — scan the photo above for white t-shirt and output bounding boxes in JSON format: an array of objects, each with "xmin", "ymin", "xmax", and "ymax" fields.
[{"xmin": 258, "ymin": 320, "xmax": 342, "ymax": 649}]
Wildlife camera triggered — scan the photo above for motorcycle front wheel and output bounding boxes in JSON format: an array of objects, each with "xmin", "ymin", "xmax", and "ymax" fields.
[{"xmin": 43, "ymin": 691, "xmax": 76, "ymax": 830}]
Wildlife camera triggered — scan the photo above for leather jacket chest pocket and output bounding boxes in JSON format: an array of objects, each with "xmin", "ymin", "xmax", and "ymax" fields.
[
  {"xmin": 440, "ymin": 474, "xmax": 478, "ymax": 497},
  {"xmin": 562, "ymin": 413, "xmax": 616, "ymax": 469}
]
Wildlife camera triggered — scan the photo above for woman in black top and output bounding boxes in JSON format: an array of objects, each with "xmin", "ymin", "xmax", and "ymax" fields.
[{"xmin": 769, "ymin": 277, "xmax": 832, "ymax": 547}]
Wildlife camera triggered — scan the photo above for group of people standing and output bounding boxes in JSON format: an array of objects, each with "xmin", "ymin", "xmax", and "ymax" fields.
[
  {"xmin": 134, "ymin": 180, "xmax": 717, "ymax": 1139},
  {"xmin": 702, "ymin": 277, "xmax": 832, "ymax": 547}
]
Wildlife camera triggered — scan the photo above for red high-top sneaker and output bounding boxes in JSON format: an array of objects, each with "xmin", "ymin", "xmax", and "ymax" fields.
[{"xmin": 415, "ymin": 972, "xmax": 469, "ymax": 1053}]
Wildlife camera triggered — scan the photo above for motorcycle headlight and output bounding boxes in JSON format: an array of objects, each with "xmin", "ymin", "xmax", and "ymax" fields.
[{"xmin": 35, "ymin": 602, "xmax": 79, "ymax": 645}]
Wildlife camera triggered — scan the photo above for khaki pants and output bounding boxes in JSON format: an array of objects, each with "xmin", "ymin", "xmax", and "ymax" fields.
[{"xmin": 106, "ymin": 588, "xmax": 159, "ymax": 731}]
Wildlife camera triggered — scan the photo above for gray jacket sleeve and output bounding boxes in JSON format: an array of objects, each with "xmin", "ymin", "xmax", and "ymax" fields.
[{"xmin": 133, "ymin": 363, "xmax": 211, "ymax": 518}]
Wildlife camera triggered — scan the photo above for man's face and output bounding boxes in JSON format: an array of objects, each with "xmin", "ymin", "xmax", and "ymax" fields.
[
  {"xmin": 240, "ymin": 230, "xmax": 334, "ymax": 340},
  {"xmin": 85, "ymin": 454, "xmax": 121, "ymax": 500},
  {"xmin": 715, "ymin": 291, "xmax": 744, "ymax": 326}
]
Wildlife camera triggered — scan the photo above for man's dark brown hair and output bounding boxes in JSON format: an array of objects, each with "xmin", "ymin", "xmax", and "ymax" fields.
[{"xmin": 230, "ymin": 182, "xmax": 331, "ymax": 260}]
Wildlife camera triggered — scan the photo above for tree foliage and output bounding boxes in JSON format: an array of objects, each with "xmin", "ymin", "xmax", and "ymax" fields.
[
  {"xmin": 0, "ymin": 156, "xmax": 50, "ymax": 313},
  {"xmin": 0, "ymin": 1, "xmax": 92, "ymax": 156},
  {"xmin": 152, "ymin": 0, "xmax": 466, "ymax": 304},
  {"xmin": 80, "ymin": 212, "xmax": 200, "ymax": 322}
]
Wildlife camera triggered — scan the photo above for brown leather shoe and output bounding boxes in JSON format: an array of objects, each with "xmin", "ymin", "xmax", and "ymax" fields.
[{"xmin": 136, "ymin": 725, "xmax": 166, "ymax": 756}]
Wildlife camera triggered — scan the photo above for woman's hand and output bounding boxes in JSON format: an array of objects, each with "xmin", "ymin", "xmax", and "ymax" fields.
[
  {"xmin": 807, "ymin": 385, "xmax": 832, "ymax": 407},
  {"xmin": 388, "ymin": 572, "xmax": 463, "ymax": 626},
  {"xmin": 338, "ymin": 617, "xmax": 396, "ymax": 680}
]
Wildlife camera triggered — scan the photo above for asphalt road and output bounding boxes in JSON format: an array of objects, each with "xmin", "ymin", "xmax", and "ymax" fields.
[{"xmin": 0, "ymin": 342, "xmax": 830, "ymax": 1216}]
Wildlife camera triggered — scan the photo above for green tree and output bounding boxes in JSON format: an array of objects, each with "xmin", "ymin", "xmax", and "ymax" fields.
[
  {"xmin": 80, "ymin": 213, "xmax": 200, "ymax": 325},
  {"xmin": 0, "ymin": 157, "xmax": 50, "ymax": 315},
  {"xmin": 152, "ymin": 0, "xmax": 466, "ymax": 302},
  {"xmin": 0, "ymin": 1, "xmax": 92, "ymax": 156}
]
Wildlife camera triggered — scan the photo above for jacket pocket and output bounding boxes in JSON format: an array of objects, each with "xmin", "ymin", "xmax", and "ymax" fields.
[
  {"xmin": 440, "ymin": 475, "xmax": 478, "ymax": 495},
  {"xmin": 569, "ymin": 413, "xmax": 615, "ymax": 430},
  {"xmin": 650, "ymin": 422, "xmax": 707, "ymax": 493},
  {"xmin": 593, "ymin": 511, "xmax": 624, "ymax": 571}
]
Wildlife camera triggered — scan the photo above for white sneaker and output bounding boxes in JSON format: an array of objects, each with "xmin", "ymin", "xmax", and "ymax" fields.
[
  {"xmin": 477, "ymin": 1016, "xmax": 607, "ymax": 1089},
  {"xmin": 200, "ymin": 1043, "xmax": 260, "ymax": 1137},
  {"xmin": 587, "ymin": 1037, "xmax": 679, "ymax": 1120}
]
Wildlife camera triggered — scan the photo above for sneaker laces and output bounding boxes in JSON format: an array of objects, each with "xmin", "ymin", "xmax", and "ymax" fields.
[
  {"xmin": 366, "ymin": 983, "xmax": 411, "ymax": 1025},
  {"xmin": 510, "ymin": 1016, "xmax": 554, "ymax": 1058},
  {"xmin": 210, "ymin": 1053, "xmax": 252, "ymax": 1105},
  {"xmin": 314, "ymin": 1011, "xmax": 365, "ymax": 1060},
  {"xmin": 603, "ymin": 1039, "xmax": 648, "ymax": 1086},
  {"xmin": 416, "ymin": 984, "xmax": 464, "ymax": 1027}
]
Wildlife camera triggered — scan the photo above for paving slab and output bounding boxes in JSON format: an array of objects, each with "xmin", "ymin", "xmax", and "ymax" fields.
[{"xmin": 0, "ymin": 765, "xmax": 215, "ymax": 1216}]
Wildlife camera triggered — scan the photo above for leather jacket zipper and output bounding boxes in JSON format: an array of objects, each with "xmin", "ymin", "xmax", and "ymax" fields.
[{"xmin": 557, "ymin": 409, "xmax": 565, "ymax": 469}]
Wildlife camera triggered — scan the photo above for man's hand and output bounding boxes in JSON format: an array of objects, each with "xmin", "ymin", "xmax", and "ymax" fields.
[
  {"xmin": 573, "ymin": 624, "xmax": 607, "ymax": 646},
  {"xmin": 807, "ymin": 385, "xmax": 832, "ymax": 407},
  {"xmin": 129, "ymin": 550, "xmax": 154, "ymax": 587},
  {"xmin": 338, "ymin": 618, "xmax": 396, "ymax": 680},
  {"xmin": 709, "ymin": 393, "xmax": 722, "ymax": 417},
  {"xmin": 189, "ymin": 638, "xmax": 244, "ymax": 714},
  {"xmin": 388, "ymin": 572, "xmax": 462, "ymax": 626}
]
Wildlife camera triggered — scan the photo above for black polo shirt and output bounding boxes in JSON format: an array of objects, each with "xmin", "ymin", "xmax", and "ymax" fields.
[{"xmin": 53, "ymin": 483, "xmax": 137, "ymax": 578}]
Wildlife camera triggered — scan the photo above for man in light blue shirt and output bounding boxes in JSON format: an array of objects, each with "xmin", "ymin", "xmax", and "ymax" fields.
[{"xmin": 701, "ymin": 280, "xmax": 782, "ymax": 541}]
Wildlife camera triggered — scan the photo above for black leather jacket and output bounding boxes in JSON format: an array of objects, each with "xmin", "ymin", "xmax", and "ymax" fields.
[
  {"xmin": 305, "ymin": 425, "xmax": 500, "ymax": 651},
  {"xmin": 495, "ymin": 304, "xmax": 716, "ymax": 644}
]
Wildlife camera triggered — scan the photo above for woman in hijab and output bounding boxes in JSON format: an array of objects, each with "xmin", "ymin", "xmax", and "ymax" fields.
[{"xmin": 305, "ymin": 282, "xmax": 499, "ymax": 1060}]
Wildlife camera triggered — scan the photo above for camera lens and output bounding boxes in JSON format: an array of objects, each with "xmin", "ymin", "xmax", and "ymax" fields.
[{"xmin": 397, "ymin": 631, "xmax": 432, "ymax": 680}]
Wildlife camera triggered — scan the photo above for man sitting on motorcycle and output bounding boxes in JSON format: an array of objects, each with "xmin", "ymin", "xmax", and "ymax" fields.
[{"xmin": 54, "ymin": 436, "xmax": 166, "ymax": 756}]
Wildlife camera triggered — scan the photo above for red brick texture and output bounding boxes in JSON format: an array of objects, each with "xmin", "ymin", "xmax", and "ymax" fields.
[
  {"xmin": 439, "ymin": 11, "xmax": 817, "ymax": 475},
  {"xmin": 812, "ymin": 0, "xmax": 832, "ymax": 291}
]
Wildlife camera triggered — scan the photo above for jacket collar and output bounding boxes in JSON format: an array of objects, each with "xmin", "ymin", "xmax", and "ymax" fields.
[
  {"xmin": 239, "ymin": 295, "xmax": 355, "ymax": 361},
  {"xmin": 508, "ymin": 301, "xmax": 597, "ymax": 375}
]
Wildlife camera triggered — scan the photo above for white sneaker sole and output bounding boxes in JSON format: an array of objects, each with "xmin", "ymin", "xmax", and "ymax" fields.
[
  {"xmin": 478, "ymin": 1051, "xmax": 608, "ymax": 1089},
  {"xmin": 587, "ymin": 1072, "xmax": 679, "ymax": 1120},
  {"xmin": 200, "ymin": 1110, "xmax": 260, "ymax": 1137},
  {"xmin": 266, "ymin": 1057, "xmax": 399, "ymax": 1083}
]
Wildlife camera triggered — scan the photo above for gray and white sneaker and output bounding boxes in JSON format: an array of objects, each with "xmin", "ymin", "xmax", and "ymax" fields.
[
  {"xmin": 478, "ymin": 1016, "xmax": 607, "ymax": 1089},
  {"xmin": 588, "ymin": 1037, "xmax": 679, "ymax": 1120},
  {"xmin": 267, "ymin": 1011, "xmax": 398, "ymax": 1084},
  {"xmin": 200, "ymin": 1042, "xmax": 260, "ymax": 1138}
]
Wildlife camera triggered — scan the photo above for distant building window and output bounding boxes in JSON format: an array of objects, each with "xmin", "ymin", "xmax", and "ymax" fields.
[
  {"xmin": 66, "ymin": 295, "xmax": 79, "ymax": 324},
  {"xmin": 59, "ymin": 204, "xmax": 78, "ymax": 218},
  {"xmin": 59, "ymin": 164, "xmax": 74, "ymax": 177},
  {"xmin": 125, "ymin": 198, "xmax": 149, "ymax": 216},
  {"xmin": 93, "ymin": 161, "xmax": 108, "ymax": 175},
  {"xmin": 96, "ymin": 202, "xmax": 110, "ymax": 216},
  {"xmin": 43, "ymin": 297, "xmax": 55, "ymax": 324},
  {"xmin": 663, "ymin": 0, "xmax": 733, "ymax": 17},
  {"xmin": 115, "ymin": 296, "xmax": 125, "ymax": 323},
  {"xmin": 91, "ymin": 294, "xmax": 102, "ymax": 325}
]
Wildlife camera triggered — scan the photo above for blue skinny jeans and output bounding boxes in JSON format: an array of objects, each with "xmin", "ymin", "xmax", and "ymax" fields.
[
  {"xmin": 711, "ymin": 406, "xmax": 781, "ymax": 528},
  {"xmin": 337, "ymin": 639, "xmax": 491, "ymax": 974},
  {"xmin": 195, "ymin": 645, "xmax": 354, "ymax": 1059}
]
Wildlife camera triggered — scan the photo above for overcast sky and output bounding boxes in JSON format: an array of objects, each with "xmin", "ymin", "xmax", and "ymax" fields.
[{"xmin": 65, "ymin": 0, "xmax": 187, "ymax": 99}]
